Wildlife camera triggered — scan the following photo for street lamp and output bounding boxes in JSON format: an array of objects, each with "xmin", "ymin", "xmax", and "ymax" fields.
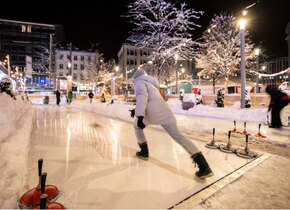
[
  {"xmin": 255, "ymin": 48, "xmax": 260, "ymax": 93},
  {"xmin": 174, "ymin": 54, "xmax": 179, "ymax": 95},
  {"xmin": 239, "ymin": 19, "xmax": 246, "ymax": 109}
]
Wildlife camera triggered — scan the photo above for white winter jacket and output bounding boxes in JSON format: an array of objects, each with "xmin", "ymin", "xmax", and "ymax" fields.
[{"xmin": 133, "ymin": 74, "xmax": 176, "ymax": 125}]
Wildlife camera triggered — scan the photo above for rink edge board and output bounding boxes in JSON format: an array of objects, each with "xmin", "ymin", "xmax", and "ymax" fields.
[{"xmin": 170, "ymin": 153, "xmax": 271, "ymax": 209}]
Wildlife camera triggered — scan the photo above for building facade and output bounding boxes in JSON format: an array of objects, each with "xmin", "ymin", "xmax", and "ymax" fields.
[
  {"xmin": 0, "ymin": 19, "xmax": 64, "ymax": 91},
  {"xmin": 262, "ymin": 57, "xmax": 289, "ymax": 86},
  {"xmin": 0, "ymin": 19, "xmax": 64, "ymax": 68},
  {"xmin": 118, "ymin": 37, "xmax": 152, "ymax": 79},
  {"xmin": 118, "ymin": 34, "xmax": 194, "ymax": 82},
  {"xmin": 55, "ymin": 47, "xmax": 98, "ymax": 93}
]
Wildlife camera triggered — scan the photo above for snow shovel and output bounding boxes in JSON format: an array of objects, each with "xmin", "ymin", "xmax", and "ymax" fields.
[
  {"xmin": 19, "ymin": 159, "xmax": 60, "ymax": 208},
  {"xmin": 206, "ymin": 128, "xmax": 220, "ymax": 149},
  {"xmin": 236, "ymin": 134, "xmax": 258, "ymax": 159},
  {"xmin": 219, "ymin": 131, "xmax": 237, "ymax": 153}
]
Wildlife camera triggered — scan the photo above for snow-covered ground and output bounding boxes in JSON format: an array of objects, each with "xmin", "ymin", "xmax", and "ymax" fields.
[
  {"xmin": 70, "ymin": 98, "xmax": 290, "ymax": 146},
  {"xmin": 0, "ymin": 93, "xmax": 35, "ymax": 208}
]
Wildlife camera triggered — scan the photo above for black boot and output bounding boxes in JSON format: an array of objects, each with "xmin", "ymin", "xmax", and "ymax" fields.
[
  {"xmin": 136, "ymin": 142, "xmax": 149, "ymax": 160},
  {"xmin": 192, "ymin": 153, "xmax": 214, "ymax": 178}
]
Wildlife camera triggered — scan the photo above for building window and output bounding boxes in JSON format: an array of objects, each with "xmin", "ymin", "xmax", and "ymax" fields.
[
  {"xmin": 81, "ymin": 56, "xmax": 84, "ymax": 61},
  {"xmin": 74, "ymin": 56, "xmax": 78, "ymax": 61},
  {"xmin": 59, "ymin": 54, "xmax": 63, "ymax": 60},
  {"xmin": 27, "ymin": 25, "xmax": 32, "ymax": 33},
  {"xmin": 21, "ymin": 25, "xmax": 26, "ymax": 32},
  {"xmin": 73, "ymin": 73, "xmax": 78, "ymax": 80},
  {"xmin": 67, "ymin": 55, "xmax": 71, "ymax": 60},
  {"xmin": 88, "ymin": 56, "xmax": 91, "ymax": 61},
  {"xmin": 74, "ymin": 64, "xmax": 78, "ymax": 70},
  {"xmin": 59, "ymin": 72, "xmax": 63, "ymax": 76},
  {"xmin": 81, "ymin": 74, "xmax": 84, "ymax": 80},
  {"xmin": 80, "ymin": 64, "xmax": 84, "ymax": 70},
  {"xmin": 59, "ymin": 64, "xmax": 63, "ymax": 69}
]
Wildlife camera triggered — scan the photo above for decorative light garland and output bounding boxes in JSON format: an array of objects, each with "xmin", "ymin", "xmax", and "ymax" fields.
[{"xmin": 251, "ymin": 67, "xmax": 290, "ymax": 78}]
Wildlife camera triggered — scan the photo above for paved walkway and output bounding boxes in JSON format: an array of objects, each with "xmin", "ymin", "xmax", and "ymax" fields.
[{"xmin": 21, "ymin": 106, "xmax": 254, "ymax": 209}]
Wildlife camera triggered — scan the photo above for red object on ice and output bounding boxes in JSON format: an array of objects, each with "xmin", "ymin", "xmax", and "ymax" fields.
[
  {"xmin": 239, "ymin": 131, "xmax": 251, "ymax": 135},
  {"xmin": 255, "ymin": 133, "xmax": 267, "ymax": 138},
  {"xmin": 19, "ymin": 185, "xmax": 59, "ymax": 208},
  {"xmin": 231, "ymin": 128, "xmax": 238, "ymax": 133},
  {"xmin": 33, "ymin": 202, "xmax": 65, "ymax": 209},
  {"xmin": 33, "ymin": 194, "xmax": 65, "ymax": 209}
]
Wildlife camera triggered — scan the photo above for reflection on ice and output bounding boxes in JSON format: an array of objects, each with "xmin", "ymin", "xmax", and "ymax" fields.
[{"xmin": 22, "ymin": 106, "xmax": 249, "ymax": 209}]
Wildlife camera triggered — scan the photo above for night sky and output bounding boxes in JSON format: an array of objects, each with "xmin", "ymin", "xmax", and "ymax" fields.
[{"xmin": 1, "ymin": 0, "xmax": 289, "ymax": 61}]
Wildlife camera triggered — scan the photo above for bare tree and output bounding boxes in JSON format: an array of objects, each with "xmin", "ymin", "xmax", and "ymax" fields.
[
  {"xmin": 195, "ymin": 12, "xmax": 256, "ymax": 93},
  {"xmin": 125, "ymin": 0, "xmax": 203, "ymax": 82}
]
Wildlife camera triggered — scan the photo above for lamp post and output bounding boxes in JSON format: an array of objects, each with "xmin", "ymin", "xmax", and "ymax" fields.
[
  {"xmin": 6, "ymin": 55, "xmax": 10, "ymax": 79},
  {"xmin": 239, "ymin": 19, "xmax": 246, "ymax": 109},
  {"xmin": 255, "ymin": 49, "xmax": 260, "ymax": 93},
  {"xmin": 174, "ymin": 54, "xmax": 179, "ymax": 95}
]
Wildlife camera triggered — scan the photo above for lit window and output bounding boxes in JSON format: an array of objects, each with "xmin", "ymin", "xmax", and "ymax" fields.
[
  {"xmin": 27, "ymin": 25, "xmax": 32, "ymax": 33},
  {"xmin": 22, "ymin": 25, "xmax": 26, "ymax": 32}
]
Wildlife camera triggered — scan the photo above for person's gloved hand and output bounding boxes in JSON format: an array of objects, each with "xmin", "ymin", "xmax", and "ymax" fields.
[
  {"xmin": 129, "ymin": 109, "xmax": 135, "ymax": 118},
  {"xmin": 137, "ymin": 116, "xmax": 146, "ymax": 129}
]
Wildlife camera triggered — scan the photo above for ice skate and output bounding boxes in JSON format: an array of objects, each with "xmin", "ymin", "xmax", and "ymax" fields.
[{"xmin": 192, "ymin": 153, "xmax": 214, "ymax": 179}]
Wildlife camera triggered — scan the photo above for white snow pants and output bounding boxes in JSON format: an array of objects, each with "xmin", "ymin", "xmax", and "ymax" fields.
[{"xmin": 134, "ymin": 120, "xmax": 200, "ymax": 156}]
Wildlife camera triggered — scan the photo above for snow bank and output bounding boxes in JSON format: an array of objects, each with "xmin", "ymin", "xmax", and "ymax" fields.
[
  {"xmin": 0, "ymin": 93, "xmax": 35, "ymax": 208},
  {"xmin": 167, "ymin": 98, "xmax": 268, "ymax": 123},
  {"xmin": 70, "ymin": 98, "xmax": 289, "ymax": 145}
]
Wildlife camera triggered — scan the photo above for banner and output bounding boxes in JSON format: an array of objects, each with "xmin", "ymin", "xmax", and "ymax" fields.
[{"xmin": 25, "ymin": 56, "xmax": 32, "ymax": 78}]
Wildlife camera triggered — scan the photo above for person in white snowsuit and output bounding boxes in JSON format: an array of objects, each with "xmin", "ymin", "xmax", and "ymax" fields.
[{"xmin": 130, "ymin": 70, "xmax": 213, "ymax": 178}]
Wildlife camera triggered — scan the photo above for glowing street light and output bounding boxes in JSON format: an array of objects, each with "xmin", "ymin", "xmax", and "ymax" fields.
[
  {"xmin": 115, "ymin": 66, "xmax": 119, "ymax": 72},
  {"xmin": 242, "ymin": 10, "xmax": 248, "ymax": 16}
]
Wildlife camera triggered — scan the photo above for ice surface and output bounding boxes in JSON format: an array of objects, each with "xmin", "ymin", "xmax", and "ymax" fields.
[{"xmin": 21, "ymin": 106, "xmax": 251, "ymax": 209}]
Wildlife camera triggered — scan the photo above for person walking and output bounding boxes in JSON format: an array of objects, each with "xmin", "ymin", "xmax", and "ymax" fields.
[
  {"xmin": 56, "ymin": 89, "xmax": 60, "ymax": 106},
  {"xmin": 88, "ymin": 91, "xmax": 94, "ymax": 104},
  {"xmin": 266, "ymin": 85, "xmax": 289, "ymax": 128},
  {"xmin": 67, "ymin": 90, "xmax": 73, "ymax": 105},
  {"xmin": 130, "ymin": 70, "xmax": 213, "ymax": 179}
]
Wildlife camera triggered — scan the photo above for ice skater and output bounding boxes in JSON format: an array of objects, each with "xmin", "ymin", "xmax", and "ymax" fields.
[
  {"xmin": 130, "ymin": 70, "xmax": 213, "ymax": 178},
  {"xmin": 266, "ymin": 85, "xmax": 289, "ymax": 128}
]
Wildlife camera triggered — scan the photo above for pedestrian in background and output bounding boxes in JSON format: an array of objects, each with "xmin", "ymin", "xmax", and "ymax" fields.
[
  {"xmin": 56, "ymin": 89, "xmax": 60, "ymax": 106},
  {"xmin": 67, "ymin": 90, "xmax": 73, "ymax": 105},
  {"xmin": 88, "ymin": 91, "xmax": 94, "ymax": 104},
  {"xmin": 130, "ymin": 69, "xmax": 213, "ymax": 179},
  {"xmin": 266, "ymin": 85, "xmax": 289, "ymax": 128}
]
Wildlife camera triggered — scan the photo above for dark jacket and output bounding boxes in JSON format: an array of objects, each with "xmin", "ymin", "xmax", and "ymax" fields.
[
  {"xmin": 266, "ymin": 86, "xmax": 289, "ymax": 111},
  {"xmin": 56, "ymin": 91, "xmax": 60, "ymax": 100},
  {"xmin": 88, "ymin": 92, "xmax": 94, "ymax": 98}
]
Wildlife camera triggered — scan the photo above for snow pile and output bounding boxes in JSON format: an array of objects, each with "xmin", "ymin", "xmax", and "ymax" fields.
[
  {"xmin": 71, "ymin": 98, "xmax": 289, "ymax": 145},
  {"xmin": 0, "ymin": 93, "xmax": 33, "ymax": 141},
  {"xmin": 168, "ymin": 98, "xmax": 268, "ymax": 123},
  {"xmin": 0, "ymin": 93, "xmax": 35, "ymax": 208}
]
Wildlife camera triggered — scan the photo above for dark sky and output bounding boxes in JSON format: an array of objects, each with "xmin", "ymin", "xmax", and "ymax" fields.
[{"xmin": 1, "ymin": 0, "xmax": 289, "ymax": 61}]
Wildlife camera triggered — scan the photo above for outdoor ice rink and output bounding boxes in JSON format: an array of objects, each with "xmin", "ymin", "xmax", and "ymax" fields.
[{"xmin": 21, "ymin": 106, "xmax": 257, "ymax": 208}]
